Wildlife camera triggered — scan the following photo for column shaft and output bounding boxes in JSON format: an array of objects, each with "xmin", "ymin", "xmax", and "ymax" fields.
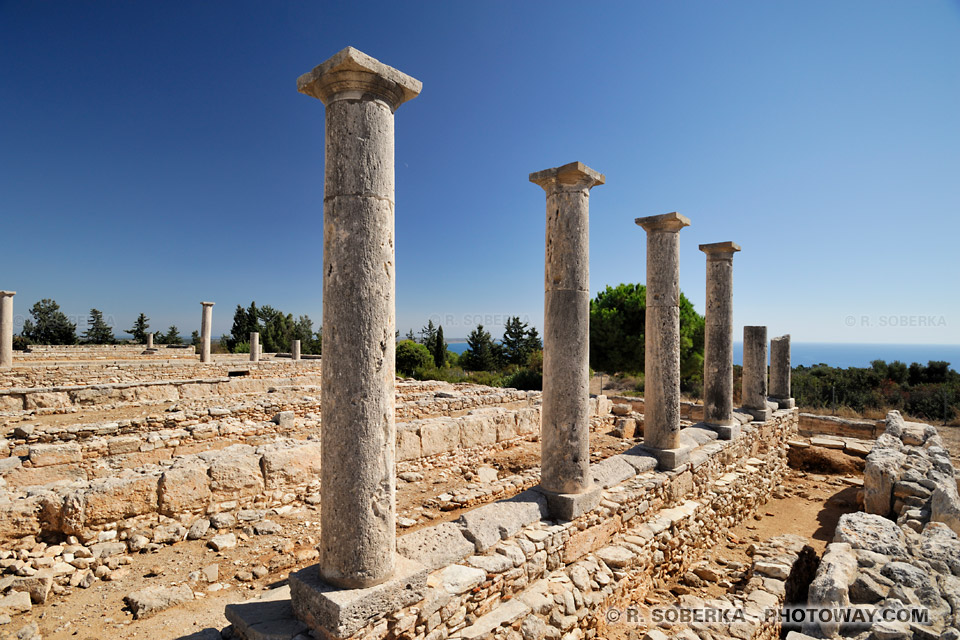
[
  {"xmin": 531, "ymin": 162, "xmax": 603, "ymax": 497},
  {"xmin": 700, "ymin": 243, "xmax": 740, "ymax": 428},
  {"xmin": 770, "ymin": 334, "xmax": 794, "ymax": 408},
  {"xmin": 0, "ymin": 292, "xmax": 15, "ymax": 368},
  {"xmin": 250, "ymin": 332, "xmax": 260, "ymax": 362},
  {"xmin": 636, "ymin": 214, "xmax": 690, "ymax": 452},
  {"xmin": 742, "ymin": 326, "xmax": 769, "ymax": 420},
  {"xmin": 146, "ymin": 333, "xmax": 154, "ymax": 349},
  {"xmin": 200, "ymin": 302, "xmax": 214, "ymax": 363},
  {"xmin": 292, "ymin": 339, "xmax": 301, "ymax": 361},
  {"xmin": 298, "ymin": 48, "xmax": 421, "ymax": 589}
]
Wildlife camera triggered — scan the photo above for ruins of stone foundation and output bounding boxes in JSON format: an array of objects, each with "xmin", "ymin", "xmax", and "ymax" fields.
[{"xmin": 2, "ymin": 47, "xmax": 960, "ymax": 640}]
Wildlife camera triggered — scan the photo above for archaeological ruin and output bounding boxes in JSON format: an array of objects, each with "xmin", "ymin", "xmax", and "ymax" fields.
[{"xmin": 1, "ymin": 46, "xmax": 959, "ymax": 640}]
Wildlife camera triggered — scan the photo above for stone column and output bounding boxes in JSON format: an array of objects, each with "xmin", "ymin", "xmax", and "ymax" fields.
[
  {"xmin": 530, "ymin": 162, "xmax": 604, "ymax": 519},
  {"xmin": 200, "ymin": 302, "xmax": 214, "ymax": 363},
  {"xmin": 146, "ymin": 333, "xmax": 154, "ymax": 349},
  {"xmin": 635, "ymin": 213, "xmax": 690, "ymax": 469},
  {"xmin": 699, "ymin": 242, "xmax": 741, "ymax": 439},
  {"xmin": 249, "ymin": 332, "xmax": 260, "ymax": 362},
  {"xmin": 770, "ymin": 334, "xmax": 794, "ymax": 408},
  {"xmin": 292, "ymin": 339, "xmax": 301, "ymax": 361},
  {"xmin": 742, "ymin": 326, "xmax": 770, "ymax": 421},
  {"xmin": 0, "ymin": 291, "xmax": 15, "ymax": 368},
  {"xmin": 295, "ymin": 47, "xmax": 422, "ymax": 603}
]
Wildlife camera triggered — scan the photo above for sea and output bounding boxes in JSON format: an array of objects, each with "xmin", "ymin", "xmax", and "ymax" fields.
[{"xmin": 446, "ymin": 341, "xmax": 960, "ymax": 370}]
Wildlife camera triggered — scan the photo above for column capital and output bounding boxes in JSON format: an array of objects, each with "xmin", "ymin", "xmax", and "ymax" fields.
[
  {"xmin": 529, "ymin": 162, "xmax": 605, "ymax": 191},
  {"xmin": 699, "ymin": 241, "xmax": 741, "ymax": 256},
  {"xmin": 635, "ymin": 211, "xmax": 690, "ymax": 232},
  {"xmin": 298, "ymin": 47, "xmax": 422, "ymax": 111},
  {"xmin": 0, "ymin": 291, "xmax": 15, "ymax": 297},
  {"xmin": 201, "ymin": 301, "xmax": 215, "ymax": 307}
]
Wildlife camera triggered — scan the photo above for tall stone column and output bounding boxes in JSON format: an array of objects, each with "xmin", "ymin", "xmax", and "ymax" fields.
[
  {"xmin": 0, "ymin": 291, "xmax": 15, "ymax": 368},
  {"xmin": 699, "ymin": 242, "xmax": 741, "ymax": 439},
  {"xmin": 770, "ymin": 334, "xmax": 794, "ymax": 408},
  {"xmin": 292, "ymin": 339, "xmax": 301, "ymax": 361},
  {"xmin": 742, "ymin": 326, "xmax": 770, "ymax": 421},
  {"xmin": 635, "ymin": 213, "xmax": 690, "ymax": 469},
  {"xmin": 249, "ymin": 332, "xmax": 260, "ymax": 362},
  {"xmin": 293, "ymin": 48, "xmax": 424, "ymax": 618},
  {"xmin": 530, "ymin": 162, "xmax": 604, "ymax": 520},
  {"xmin": 200, "ymin": 302, "xmax": 214, "ymax": 363},
  {"xmin": 146, "ymin": 333, "xmax": 154, "ymax": 349}
]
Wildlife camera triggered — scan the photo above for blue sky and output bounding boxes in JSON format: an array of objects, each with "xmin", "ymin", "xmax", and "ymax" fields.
[{"xmin": 1, "ymin": 1, "xmax": 958, "ymax": 344}]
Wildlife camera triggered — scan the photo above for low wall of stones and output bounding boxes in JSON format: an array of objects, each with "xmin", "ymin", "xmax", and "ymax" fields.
[
  {"xmin": 241, "ymin": 409, "xmax": 799, "ymax": 640},
  {"xmin": 801, "ymin": 411, "xmax": 960, "ymax": 638},
  {"xmin": 605, "ymin": 395, "xmax": 705, "ymax": 422},
  {"xmin": 0, "ymin": 403, "xmax": 545, "ymax": 546},
  {"xmin": 15, "ymin": 344, "xmax": 197, "ymax": 361}
]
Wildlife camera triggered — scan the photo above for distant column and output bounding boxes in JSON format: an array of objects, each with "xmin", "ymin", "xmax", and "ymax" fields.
[
  {"xmin": 0, "ymin": 291, "xmax": 15, "ymax": 368},
  {"xmin": 699, "ymin": 242, "xmax": 741, "ymax": 439},
  {"xmin": 770, "ymin": 334, "xmax": 794, "ymax": 408},
  {"xmin": 742, "ymin": 326, "xmax": 770, "ymax": 421},
  {"xmin": 297, "ymin": 47, "xmax": 421, "ymax": 590},
  {"xmin": 146, "ymin": 333, "xmax": 154, "ymax": 349},
  {"xmin": 200, "ymin": 302, "xmax": 214, "ymax": 363},
  {"xmin": 530, "ymin": 161, "xmax": 604, "ymax": 519},
  {"xmin": 292, "ymin": 339, "xmax": 301, "ymax": 361},
  {"xmin": 250, "ymin": 332, "xmax": 260, "ymax": 362},
  {"xmin": 635, "ymin": 212, "xmax": 691, "ymax": 470}
]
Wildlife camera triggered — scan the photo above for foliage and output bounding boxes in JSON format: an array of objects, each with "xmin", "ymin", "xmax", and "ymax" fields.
[
  {"xmin": 226, "ymin": 302, "xmax": 321, "ymax": 354},
  {"xmin": 161, "ymin": 326, "xmax": 183, "ymax": 345},
  {"xmin": 191, "ymin": 330, "xmax": 200, "ymax": 346},
  {"xmin": 21, "ymin": 299, "xmax": 77, "ymax": 345},
  {"xmin": 589, "ymin": 283, "xmax": 704, "ymax": 387},
  {"xmin": 81, "ymin": 308, "xmax": 115, "ymax": 344},
  {"xmin": 127, "ymin": 313, "xmax": 150, "ymax": 344},
  {"xmin": 501, "ymin": 316, "xmax": 541, "ymax": 366},
  {"xmin": 503, "ymin": 367, "xmax": 542, "ymax": 391},
  {"xmin": 432, "ymin": 325, "xmax": 447, "ymax": 368},
  {"xmin": 396, "ymin": 340, "xmax": 433, "ymax": 376},
  {"xmin": 461, "ymin": 324, "xmax": 498, "ymax": 371}
]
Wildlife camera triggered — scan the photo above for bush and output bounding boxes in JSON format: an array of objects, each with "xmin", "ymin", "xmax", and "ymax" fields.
[
  {"xmin": 396, "ymin": 340, "xmax": 433, "ymax": 376},
  {"xmin": 503, "ymin": 367, "xmax": 542, "ymax": 391}
]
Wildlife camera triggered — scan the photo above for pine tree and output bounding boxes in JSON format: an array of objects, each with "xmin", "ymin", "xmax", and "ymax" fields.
[
  {"xmin": 432, "ymin": 325, "xmax": 447, "ymax": 368},
  {"xmin": 21, "ymin": 299, "xmax": 77, "ymax": 345},
  {"xmin": 404, "ymin": 329, "xmax": 416, "ymax": 341},
  {"xmin": 163, "ymin": 326, "xmax": 183, "ymax": 345},
  {"xmin": 419, "ymin": 319, "xmax": 438, "ymax": 352},
  {"xmin": 501, "ymin": 316, "xmax": 531, "ymax": 366},
  {"xmin": 462, "ymin": 324, "xmax": 496, "ymax": 371},
  {"xmin": 127, "ymin": 313, "xmax": 150, "ymax": 344},
  {"xmin": 81, "ymin": 309, "xmax": 115, "ymax": 344}
]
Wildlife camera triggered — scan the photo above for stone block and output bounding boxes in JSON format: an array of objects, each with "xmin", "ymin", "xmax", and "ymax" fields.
[
  {"xmin": 537, "ymin": 484, "xmax": 603, "ymax": 521},
  {"xmin": 460, "ymin": 599, "xmax": 530, "ymax": 640},
  {"xmin": 159, "ymin": 463, "xmax": 211, "ymax": 515},
  {"xmin": 635, "ymin": 443, "xmax": 692, "ymax": 471},
  {"xmin": 396, "ymin": 522, "xmax": 474, "ymax": 571},
  {"xmin": 289, "ymin": 557, "xmax": 428, "ymax": 639},
  {"xmin": 84, "ymin": 474, "xmax": 159, "ymax": 525},
  {"xmin": 260, "ymin": 443, "xmax": 322, "ymax": 490},
  {"xmin": 124, "ymin": 584, "xmax": 194, "ymax": 619},
  {"xmin": 207, "ymin": 446, "xmax": 265, "ymax": 497},
  {"xmin": 590, "ymin": 456, "xmax": 636, "ymax": 489},
  {"xmin": 24, "ymin": 392, "xmax": 71, "ymax": 410},
  {"xmin": 419, "ymin": 418, "xmax": 460, "ymax": 458},
  {"xmin": 459, "ymin": 489, "xmax": 548, "ymax": 552},
  {"xmin": 562, "ymin": 515, "xmax": 621, "ymax": 564},
  {"xmin": 459, "ymin": 411, "xmax": 499, "ymax": 449},
  {"xmin": 225, "ymin": 585, "xmax": 310, "ymax": 640},
  {"xmin": 620, "ymin": 446, "xmax": 658, "ymax": 473},
  {"xmin": 28, "ymin": 442, "xmax": 81, "ymax": 467},
  {"xmin": 396, "ymin": 424, "xmax": 421, "ymax": 461}
]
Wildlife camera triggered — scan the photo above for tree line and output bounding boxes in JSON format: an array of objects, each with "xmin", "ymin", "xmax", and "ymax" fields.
[{"xmin": 223, "ymin": 302, "xmax": 321, "ymax": 355}]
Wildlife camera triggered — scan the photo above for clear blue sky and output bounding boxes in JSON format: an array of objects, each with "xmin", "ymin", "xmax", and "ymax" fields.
[{"xmin": 2, "ymin": 1, "xmax": 958, "ymax": 344}]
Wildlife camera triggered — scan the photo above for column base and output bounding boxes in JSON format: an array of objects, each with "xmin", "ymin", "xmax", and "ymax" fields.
[
  {"xmin": 704, "ymin": 422, "xmax": 740, "ymax": 440},
  {"xmin": 745, "ymin": 407, "xmax": 772, "ymax": 422},
  {"xmin": 773, "ymin": 397, "xmax": 796, "ymax": 409},
  {"xmin": 289, "ymin": 557, "xmax": 429, "ymax": 639},
  {"xmin": 635, "ymin": 443, "xmax": 693, "ymax": 471},
  {"xmin": 536, "ymin": 484, "xmax": 603, "ymax": 521}
]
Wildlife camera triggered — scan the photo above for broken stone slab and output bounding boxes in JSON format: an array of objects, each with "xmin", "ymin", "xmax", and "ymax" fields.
[
  {"xmin": 590, "ymin": 456, "xmax": 637, "ymax": 489},
  {"xmin": 209, "ymin": 533, "xmax": 237, "ymax": 551},
  {"xmin": 619, "ymin": 446, "xmax": 658, "ymax": 473},
  {"xmin": 289, "ymin": 557, "xmax": 428, "ymax": 639},
  {"xmin": 224, "ymin": 584, "xmax": 309, "ymax": 640},
  {"xmin": 0, "ymin": 590, "xmax": 31, "ymax": 616},
  {"xmin": 864, "ymin": 447, "xmax": 906, "ymax": 517},
  {"xmin": 460, "ymin": 598, "xmax": 530, "ymax": 640},
  {"xmin": 396, "ymin": 522, "xmax": 474, "ymax": 572},
  {"xmin": 458, "ymin": 489, "xmax": 549, "ymax": 552},
  {"xmin": 682, "ymin": 424, "xmax": 719, "ymax": 445},
  {"xmin": 833, "ymin": 512, "xmax": 908, "ymax": 559},
  {"xmin": 810, "ymin": 436, "xmax": 844, "ymax": 449},
  {"xmin": 124, "ymin": 584, "xmax": 194, "ymax": 619},
  {"xmin": 436, "ymin": 564, "xmax": 486, "ymax": 595}
]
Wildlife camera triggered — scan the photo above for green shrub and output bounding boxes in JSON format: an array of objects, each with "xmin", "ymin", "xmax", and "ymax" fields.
[
  {"xmin": 503, "ymin": 367, "xmax": 542, "ymax": 391},
  {"xmin": 397, "ymin": 340, "xmax": 433, "ymax": 376}
]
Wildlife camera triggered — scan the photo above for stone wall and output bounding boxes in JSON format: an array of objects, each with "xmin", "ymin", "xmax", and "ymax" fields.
[{"xmin": 798, "ymin": 413, "xmax": 883, "ymax": 440}]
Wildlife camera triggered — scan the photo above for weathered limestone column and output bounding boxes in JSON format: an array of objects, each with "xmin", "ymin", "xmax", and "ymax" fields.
[
  {"xmin": 699, "ymin": 242, "xmax": 741, "ymax": 439},
  {"xmin": 0, "ymin": 291, "xmax": 15, "ymax": 368},
  {"xmin": 292, "ymin": 339, "xmax": 301, "ymax": 361},
  {"xmin": 635, "ymin": 213, "xmax": 691, "ymax": 469},
  {"xmin": 146, "ymin": 333, "xmax": 154, "ymax": 349},
  {"xmin": 770, "ymin": 334, "xmax": 794, "ymax": 408},
  {"xmin": 292, "ymin": 48, "xmax": 424, "ymax": 625},
  {"xmin": 742, "ymin": 326, "xmax": 771, "ymax": 421},
  {"xmin": 200, "ymin": 302, "xmax": 214, "ymax": 363},
  {"xmin": 249, "ymin": 332, "xmax": 260, "ymax": 362},
  {"xmin": 530, "ymin": 162, "xmax": 604, "ymax": 519}
]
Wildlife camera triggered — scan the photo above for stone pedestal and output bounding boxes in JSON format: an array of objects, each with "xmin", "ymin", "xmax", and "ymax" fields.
[
  {"xmin": 742, "ymin": 326, "xmax": 770, "ymax": 421},
  {"xmin": 297, "ymin": 45, "xmax": 422, "ymax": 612},
  {"xmin": 250, "ymin": 332, "xmax": 260, "ymax": 362},
  {"xmin": 146, "ymin": 332, "xmax": 154, "ymax": 350},
  {"xmin": 770, "ymin": 334, "xmax": 794, "ymax": 409},
  {"xmin": 699, "ymin": 242, "xmax": 741, "ymax": 440},
  {"xmin": 0, "ymin": 291, "xmax": 15, "ymax": 368},
  {"xmin": 200, "ymin": 302, "xmax": 214, "ymax": 363},
  {"xmin": 292, "ymin": 339, "xmax": 301, "ymax": 361},
  {"xmin": 635, "ymin": 213, "xmax": 691, "ymax": 470},
  {"xmin": 530, "ymin": 162, "xmax": 604, "ymax": 520}
]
